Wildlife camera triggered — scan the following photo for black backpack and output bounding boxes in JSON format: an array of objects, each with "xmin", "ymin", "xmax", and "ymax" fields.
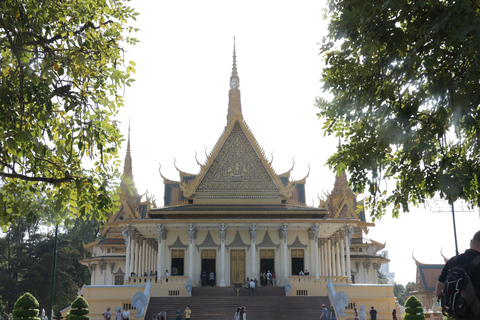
[{"xmin": 442, "ymin": 255, "xmax": 480, "ymax": 319}]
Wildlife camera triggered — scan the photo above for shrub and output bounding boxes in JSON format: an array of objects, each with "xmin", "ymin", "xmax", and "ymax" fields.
[
  {"xmin": 66, "ymin": 297, "xmax": 89, "ymax": 320},
  {"xmin": 12, "ymin": 293, "xmax": 40, "ymax": 320},
  {"xmin": 402, "ymin": 296, "xmax": 425, "ymax": 320}
]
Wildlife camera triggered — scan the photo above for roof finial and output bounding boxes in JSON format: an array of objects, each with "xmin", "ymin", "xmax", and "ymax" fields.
[
  {"xmin": 230, "ymin": 36, "xmax": 239, "ymax": 88},
  {"xmin": 227, "ymin": 37, "xmax": 242, "ymax": 124}
]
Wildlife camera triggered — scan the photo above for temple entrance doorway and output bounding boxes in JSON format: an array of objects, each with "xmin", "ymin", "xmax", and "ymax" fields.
[
  {"xmin": 230, "ymin": 249, "xmax": 245, "ymax": 285},
  {"xmin": 201, "ymin": 250, "xmax": 216, "ymax": 286},
  {"xmin": 291, "ymin": 249, "xmax": 304, "ymax": 275},
  {"xmin": 171, "ymin": 249, "xmax": 185, "ymax": 276},
  {"xmin": 260, "ymin": 249, "xmax": 275, "ymax": 274}
]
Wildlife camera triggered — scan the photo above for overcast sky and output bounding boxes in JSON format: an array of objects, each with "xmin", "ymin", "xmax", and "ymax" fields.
[{"xmin": 116, "ymin": 0, "xmax": 480, "ymax": 286}]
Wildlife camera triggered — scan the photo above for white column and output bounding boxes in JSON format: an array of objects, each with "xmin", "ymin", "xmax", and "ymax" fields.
[
  {"xmin": 327, "ymin": 238, "xmax": 331, "ymax": 276},
  {"xmin": 122, "ymin": 225, "xmax": 131, "ymax": 281},
  {"xmin": 282, "ymin": 224, "xmax": 289, "ymax": 285},
  {"xmin": 130, "ymin": 231, "xmax": 136, "ymax": 276},
  {"xmin": 188, "ymin": 224, "xmax": 196, "ymax": 280},
  {"xmin": 150, "ymin": 239, "xmax": 155, "ymax": 273},
  {"xmin": 319, "ymin": 240, "xmax": 323, "ymax": 276},
  {"xmin": 345, "ymin": 226, "xmax": 353, "ymax": 282},
  {"xmin": 101, "ymin": 262, "xmax": 107, "ymax": 285},
  {"xmin": 135, "ymin": 234, "xmax": 140, "ymax": 275},
  {"xmin": 145, "ymin": 239, "xmax": 150, "ymax": 275},
  {"xmin": 89, "ymin": 264, "xmax": 96, "ymax": 285},
  {"xmin": 324, "ymin": 240, "xmax": 328, "ymax": 276},
  {"xmin": 313, "ymin": 225, "xmax": 319, "ymax": 279},
  {"xmin": 335, "ymin": 233, "xmax": 341, "ymax": 276},
  {"xmin": 250, "ymin": 224, "xmax": 257, "ymax": 278},
  {"xmin": 141, "ymin": 237, "xmax": 146, "ymax": 275},
  {"xmin": 156, "ymin": 225, "xmax": 164, "ymax": 279},
  {"xmin": 219, "ymin": 224, "xmax": 227, "ymax": 286},
  {"xmin": 340, "ymin": 229, "xmax": 346, "ymax": 277},
  {"xmin": 331, "ymin": 237, "xmax": 337, "ymax": 276},
  {"xmin": 152, "ymin": 241, "xmax": 157, "ymax": 273}
]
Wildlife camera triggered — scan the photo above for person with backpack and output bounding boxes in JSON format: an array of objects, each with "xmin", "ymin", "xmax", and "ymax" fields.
[
  {"xmin": 436, "ymin": 230, "xmax": 480, "ymax": 319},
  {"xmin": 102, "ymin": 308, "xmax": 111, "ymax": 320}
]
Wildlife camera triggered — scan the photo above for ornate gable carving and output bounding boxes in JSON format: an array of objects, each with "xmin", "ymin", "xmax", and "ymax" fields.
[
  {"xmin": 196, "ymin": 231, "xmax": 220, "ymax": 252},
  {"xmin": 196, "ymin": 123, "xmax": 279, "ymax": 193},
  {"xmin": 257, "ymin": 231, "xmax": 280, "ymax": 251},
  {"xmin": 226, "ymin": 231, "xmax": 250, "ymax": 251}
]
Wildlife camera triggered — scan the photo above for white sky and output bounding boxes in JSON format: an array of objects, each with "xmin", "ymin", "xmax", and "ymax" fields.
[{"xmin": 117, "ymin": 0, "xmax": 480, "ymax": 286}]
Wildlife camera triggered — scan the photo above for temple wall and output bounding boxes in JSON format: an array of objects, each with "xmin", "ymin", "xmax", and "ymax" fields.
[{"xmin": 333, "ymin": 284, "xmax": 397, "ymax": 320}]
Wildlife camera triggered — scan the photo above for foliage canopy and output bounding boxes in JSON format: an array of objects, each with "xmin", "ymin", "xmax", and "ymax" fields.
[
  {"xmin": 317, "ymin": 0, "xmax": 480, "ymax": 218},
  {"xmin": 0, "ymin": 0, "xmax": 138, "ymax": 226}
]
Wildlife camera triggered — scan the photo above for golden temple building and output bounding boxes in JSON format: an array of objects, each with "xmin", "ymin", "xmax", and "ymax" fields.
[{"xmin": 79, "ymin": 43, "xmax": 397, "ymax": 320}]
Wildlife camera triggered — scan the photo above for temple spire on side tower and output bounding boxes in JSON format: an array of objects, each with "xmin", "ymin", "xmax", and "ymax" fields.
[
  {"xmin": 123, "ymin": 120, "xmax": 133, "ymax": 180},
  {"xmin": 227, "ymin": 37, "xmax": 243, "ymax": 125}
]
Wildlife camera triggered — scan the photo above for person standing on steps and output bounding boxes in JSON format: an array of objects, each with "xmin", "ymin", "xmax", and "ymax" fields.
[
  {"xmin": 175, "ymin": 307, "xmax": 181, "ymax": 320},
  {"xmin": 209, "ymin": 271, "xmax": 215, "ymax": 286},
  {"xmin": 184, "ymin": 305, "xmax": 191, "ymax": 320},
  {"xmin": 370, "ymin": 306, "xmax": 377, "ymax": 320},
  {"xmin": 249, "ymin": 278, "xmax": 256, "ymax": 296}
]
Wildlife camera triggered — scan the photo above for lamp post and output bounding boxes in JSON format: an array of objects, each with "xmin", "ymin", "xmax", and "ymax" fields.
[
  {"xmin": 48, "ymin": 224, "xmax": 58, "ymax": 320},
  {"xmin": 451, "ymin": 203, "xmax": 459, "ymax": 256}
]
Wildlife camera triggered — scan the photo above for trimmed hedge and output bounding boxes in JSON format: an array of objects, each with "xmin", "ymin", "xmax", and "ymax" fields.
[
  {"xmin": 12, "ymin": 293, "xmax": 40, "ymax": 320},
  {"xmin": 402, "ymin": 296, "xmax": 425, "ymax": 320},
  {"xmin": 66, "ymin": 297, "xmax": 89, "ymax": 320}
]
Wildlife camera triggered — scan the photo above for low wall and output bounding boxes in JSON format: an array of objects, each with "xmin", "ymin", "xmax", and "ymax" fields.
[
  {"xmin": 80, "ymin": 285, "xmax": 146, "ymax": 320},
  {"xmin": 333, "ymin": 284, "xmax": 397, "ymax": 320},
  {"xmin": 287, "ymin": 276, "xmax": 349, "ymax": 296}
]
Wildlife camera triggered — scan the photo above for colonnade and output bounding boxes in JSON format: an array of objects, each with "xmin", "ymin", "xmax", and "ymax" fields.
[
  {"xmin": 121, "ymin": 223, "xmax": 354, "ymax": 285},
  {"xmin": 122, "ymin": 226, "xmax": 159, "ymax": 280},
  {"xmin": 318, "ymin": 226, "xmax": 353, "ymax": 280}
]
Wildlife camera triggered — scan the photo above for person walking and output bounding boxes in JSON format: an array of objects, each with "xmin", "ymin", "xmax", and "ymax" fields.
[
  {"xmin": 234, "ymin": 307, "xmax": 241, "ymax": 320},
  {"xmin": 249, "ymin": 278, "xmax": 256, "ymax": 296},
  {"xmin": 370, "ymin": 307, "xmax": 377, "ymax": 320},
  {"xmin": 392, "ymin": 309, "xmax": 397, "ymax": 320},
  {"xmin": 354, "ymin": 307, "xmax": 359, "ymax": 320},
  {"xmin": 184, "ymin": 305, "xmax": 191, "ymax": 320},
  {"xmin": 239, "ymin": 306, "xmax": 246, "ymax": 320},
  {"xmin": 319, "ymin": 304, "xmax": 328, "ymax": 320},
  {"xmin": 436, "ymin": 230, "xmax": 480, "ymax": 302},
  {"xmin": 329, "ymin": 306, "xmax": 336, "ymax": 320}
]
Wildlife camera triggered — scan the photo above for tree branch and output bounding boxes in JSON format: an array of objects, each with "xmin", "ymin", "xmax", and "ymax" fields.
[{"xmin": 0, "ymin": 172, "xmax": 74, "ymax": 184}]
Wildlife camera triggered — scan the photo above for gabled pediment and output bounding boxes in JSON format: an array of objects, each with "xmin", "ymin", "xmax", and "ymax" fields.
[
  {"xmin": 197, "ymin": 122, "xmax": 278, "ymax": 193},
  {"xmin": 180, "ymin": 119, "xmax": 294, "ymax": 205}
]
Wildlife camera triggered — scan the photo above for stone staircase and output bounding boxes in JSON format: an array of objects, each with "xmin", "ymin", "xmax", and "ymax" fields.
[{"xmin": 145, "ymin": 286, "xmax": 329, "ymax": 320}]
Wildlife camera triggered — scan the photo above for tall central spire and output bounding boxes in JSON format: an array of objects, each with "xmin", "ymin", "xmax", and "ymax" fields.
[{"xmin": 227, "ymin": 37, "xmax": 242, "ymax": 125}]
